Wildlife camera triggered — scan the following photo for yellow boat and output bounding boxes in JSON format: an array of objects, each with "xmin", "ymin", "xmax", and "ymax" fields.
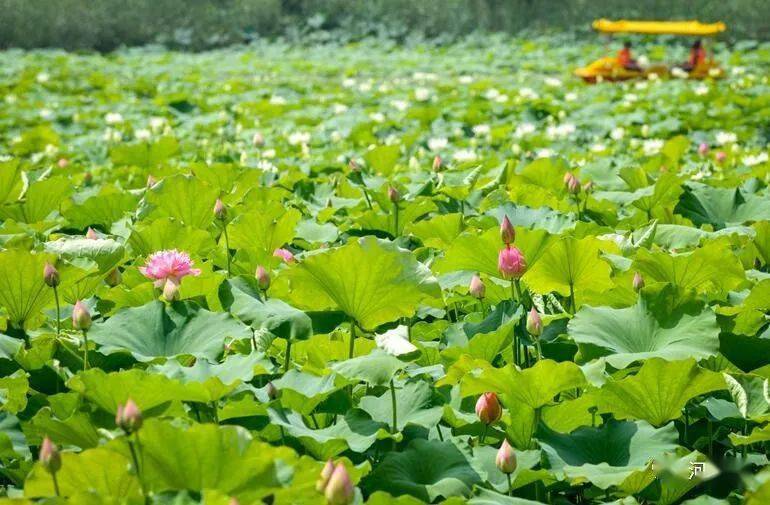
[{"xmin": 575, "ymin": 19, "xmax": 726, "ymax": 83}]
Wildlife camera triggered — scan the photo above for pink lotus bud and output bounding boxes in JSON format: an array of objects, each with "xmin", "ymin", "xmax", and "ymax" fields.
[
  {"xmin": 57, "ymin": 158, "xmax": 69, "ymax": 169},
  {"xmin": 698, "ymin": 142, "xmax": 709, "ymax": 156},
  {"xmin": 147, "ymin": 174, "xmax": 158, "ymax": 187},
  {"xmin": 43, "ymin": 262, "xmax": 60, "ymax": 288},
  {"xmin": 266, "ymin": 381, "xmax": 280, "ymax": 400},
  {"xmin": 324, "ymin": 463, "xmax": 354, "ymax": 505},
  {"xmin": 432, "ymin": 155, "xmax": 442, "ymax": 172},
  {"xmin": 229, "ymin": 499, "xmax": 239, "ymax": 505},
  {"xmin": 255, "ymin": 266, "xmax": 270, "ymax": 291},
  {"xmin": 39, "ymin": 436, "xmax": 61, "ymax": 474},
  {"xmin": 252, "ymin": 132, "xmax": 265, "ymax": 147},
  {"xmin": 500, "ymin": 215, "xmax": 515, "ymax": 245},
  {"xmin": 469, "ymin": 274, "xmax": 485, "ymax": 299},
  {"xmin": 72, "ymin": 300, "xmax": 91, "ymax": 330},
  {"xmin": 715, "ymin": 151, "xmax": 727, "ymax": 163},
  {"xmin": 567, "ymin": 175, "xmax": 581, "ymax": 195},
  {"xmin": 495, "ymin": 439, "xmax": 517, "ymax": 474},
  {"xmin": 273, "ymin": 248, "xmax": 295, "ymax": 264},
  {"xmin": 387, "ymin": 186, "xmax": 400, "ymax": 204},
  {"xmin": 213, "ymin": 198, "xmax": 227, "ymax": 221},
  {"xmin": 475, "ymin": 392, "xmax": 502, "ymax": 425},
  {"xmin": 105, "ymin": 268, "xmax": 122, "ymax": 287},
  {"xmin": 162, "ymin": 279, "xmax": 180, "ymax": 302},
  {"xmin": 116, "ymin": 398, "xmax": 143, "ymax": 433},
  {"xmin": 85, "ymin": 227, "xmax": 99, "ymax": 240},
  {"xmin": 633, "ymin": 272, "xmax": 645, "ymax": 292},
  {"xmin": 316, "ymin": 459, "xmax": 335, "ymax": 492},
  {"xmin": 563, "ymin": 172, "xmax": 575, "ymax": 185},
  {"xmin": 582, "ymin": 181, "xmax": 594, "ymax": 194},
  {"xmin": 498, "ymin": 246, "xmax": 527, "ymax": 280},
  {"xmin": 526, "ymin": 308, "xmax": 542, "ymax": 337},
  {"xmin": 348, "ymin": 159, "xmax": 360, "ymax": 172}
]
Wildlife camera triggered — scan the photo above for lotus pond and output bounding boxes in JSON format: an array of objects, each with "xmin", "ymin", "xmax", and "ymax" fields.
[{"xmin": 1, "ymin": 35, "xmax": 770, "ymax": 504}]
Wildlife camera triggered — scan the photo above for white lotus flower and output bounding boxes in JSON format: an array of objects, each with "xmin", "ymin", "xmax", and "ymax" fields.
[
  {"xmin": 287, "ymin": 131, "xmax": 310, "ymax": 146},
  {"xmin": 105, "ymin": 112, "xmax": 124, "ymax": 125},
  {"xmin": 453, "ymin": 149, "xmax": 477, "ymax": 162},
  {"xmin": 694, "ymin": 85, "xmax": 709, "ymax": 96},
  {"xmin": 391, "ymin": 100, "xmax": 409, "ymax": 111},
  {"xmin": 428, "ymin": 137, "xmax": 448, "ymax": 151},
  {"xmin": 135, "ymin": 129, "xmax": 151, "ymax": 141},
  {"xmin": 716, "ymin": 131, "xmax": 737, "ymax": 145},
  {"xmin": 610, "ymin": 127, "xmax": 625, "ymax": 140},
  {"xmin": 414, "ymin": 87, "xmax": 431, "ymax": 101},
  {"xmin": 472, "ymin": 124, "xmax": 491, "ymax": 136},
  {"xmin": 269, "ymin": 95, "xmax": 287, "ymax": 105},
  {"xmin": 743, "ymin": 152, "xmax": 768, "ymax": 166},
  {"xmin": 514, "ymin": 123, "xmax": 536, "ymax": 137},
  {"xmin": 642, "ymin": 139, "xmax": 664, "ymax": 156},
  {"xmin": 545, "ymin": 77, "xmax": 562, "ymax": 87},
  {"xmin": 375, "ymin": 326, "xmax": 417, "ymax": 356}
]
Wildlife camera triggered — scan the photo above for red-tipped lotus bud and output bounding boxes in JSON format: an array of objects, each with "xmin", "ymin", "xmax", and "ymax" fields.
[
  {"xmin": 567, "ymin": 175, "xmax": 581, "ymax": 195},
  {"xmin": 147, "ymin": 174, "xmax": 158, "ymax": 187},
  {"xmin": 163, "ymin": 279, "xmax": 180, "ymax": 302},
  {"xmin": 266, "ymin": 381, "xmax": 280, "ymax": 400},
  {"xmin": 500, "ymin": 216, "xmax": 515, "ymax": 245},
  {"xmin": 495, "ymin": 439, "xmax": 517, "ymax": 474},
  {"xmin": 72, "ymin": 300, "xmax": 91, "ymax": 330},
  {"xmin": 105, "ymin": 268, "xmax": 122, "ymax": 287},
  {"xmin": 432, "ymin": 155, "xmax": 442, "ymax": 172},
  {"xmin": 324, "ymin": 463, "xmax": 354, "ymax": 505},
  {"xmin": 57, "ymin": 158, "xmax": 69, "ymax": 169},
  {"xmin": 475, "ymin": 392, "xmax": 502, "ymax": 425},
  {"xmin": 582, "ymin": 180, "xmax": 594, "ymax": 194},
  {"xmin": 116, "ymin": 399, "xmax": 143, "ymax": 433},
  {"xmin": 44, "ymin": 262, "xmax": 60, "ymax": 288},
  {"xmin": 563, "ymin": 172, "xmax": 575, "ymax": 185},
  {"xmin": 273, "ymin": 248, "xmax": 295, "ymax": 264},
  {"xmin": 85, "ymin": 227, "xmax": 99, "ymax": 240},
  {"xmin": 252, "ymin": 132, "xmax": 265, "ymax": 147},
  {"xmin": 715, "ymin": 151, "xmax": 727, "ymax": 163},
  {"xmin": 498, "ymin": 246, "xmax": 527, "ymax": 280},
  {"xmin": 348, "ymin": 159, "xmax": 360, "ymax": 172},
  {"xmin": 213, "ymin": 198, "xmax": 227, "ymax": 221},
  {"xmin": 316, "ymin": 459, "xmax": 335, "ymax": 492},
  {"xmin": 387, "ymin": 186, "xmax": 400, "ymax": 204},
  {"xmin": 255, "ymin": 266, "xmax": 270, "ymax": 291},
  {"xmin": 526, "ymin": 308, "xmax": 542, "ymax": 337},
  {"xmin": 698, "ymin": 143, "xmax": 709, "ymax": 156},
  {"xmin": 633, "ymin": 272, "xmax": 645, "ymax": 292},
  {"xmin": 469, "ymin": 274, "xmax": 485, "ymax": 299},
  {"xmin": 39, "ymin": 436, "xmax": 61, "ymax": 474}
]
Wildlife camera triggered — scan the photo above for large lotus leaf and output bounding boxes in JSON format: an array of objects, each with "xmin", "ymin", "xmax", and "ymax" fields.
[
  {"xmin": 754, "ymin": 221, "xmax": 770, "ymax": 266},
  {"xmin": 0, "ymin": 333, "xmax": 22, "ymax": 360},
  {"xmin": 405, "ymin": 213, "xmax": 464, "ymax": 250},
  {"xmin": 220, "ymin": 276, "xmax": 312, "ymax": 341},
  {"xmin": 268, "ymin": 407, "xmax": 392, "ymax": 459},
  {"xmin": 110, "ymin": 136, "xmax": 179, "ymax": 168},
  {"xmin": 723, "ymin": 372, "xmax": 769, "ymax": 419},
  {"xmin": 0, "ymin": 370, "xmax": 28, "ymax": 414},
  {"xmin": 45, "ymin": 237, "xmax": 125, "ymax": 273},
  {"xmin": 632, "ymin": 241, "xmax": 745, "ymax": 301},
  {"xmin": 88, "ymin": 301, "xmax": 250, "ymax": 361},
  {"xmin": 631, "ymin": 172, "xmax": 683, "ymax": 217},
  {"xmin": 272, "ymin": 369, "xmax": 345, "ymax": 415},
  {"xmin": 433, "ymin": 227, "xmax": 552, "ymax": 279},
  {"xmin": 729, "ymin": 280, "xmax": 770, "ymax": 336},
  {"xmin": 364, "ymin": 439, "xmax": 483, "ymax": 501},
  {"xmin": 24, "ymin": 447, "xmax": 142, "ymax": 500},
  {"xmin": 0, "ymin": 249, "xmax": 55, "ymax": 330},
  {"xmin": 332, "ymin": 349, "xmax": 407, "ymax": 386},
  {"xmin": 27, "ymin": 407, "xmax": 100, "ymax": 449},
  {"xmin": 468, "ymin": 489, "xmax": 543, "ymax": 505},
  {"xmin": 0, "ymin": 176, "xmax": 71, "ymax": 224},
  {"xmin": 275, "ymin": 237, "xmax": 440, "ymax": 329},
  {"xmin": 462, "ymin": 359, "xmax": 587, "ymax": 410},
  {"xmin": 228, "ymin": 202, "xmax": 301, "ymax": 271},
  {"xmin": 0, "ymin": 413, "xmax": 31, "ymax": 460},
  {"xmin": 568, "ymin": 298, "xmax": 720, "ymax": 369},
  {"xmin": 357, "ymin": 198, "xmax": 436, "ymax": 236},
  {"xmin": 442, "ymin": 301, "xmax": 522, "ymax": 363},
  {"xmin": 597, "ymin": 358, "xmax": 725, "ymax": 426},
  {"xmin": 676, "ymin": 182, "xmax": 770, "ymax": 229},
  {"xmin": 487, "ymin": 204, "xmax": 576, "ymax": 234},
  {"xmin": 145, "ymin": 174, "xmax": 219, "ymax": 229},
  {"xmin": 63, "ymin": 185, "xmax": 140, "ymax": 229},
  {"xmin": 539, "ymin": 420, "xmax": 679, "ymax": 489},
  {"xmin": 523, "ymin": 236, "xmax": 614, "ymax": 308},
  {"xmin": 360, "ymin": 380, "xmax": 443, "ymax": 431},
  {"xmin": 127, "ymin": 217, "xmax": 216, "ymax": 257},
  {"xmin": 0, "ymin": 159, "xmax": 23, "ymax": 205}
]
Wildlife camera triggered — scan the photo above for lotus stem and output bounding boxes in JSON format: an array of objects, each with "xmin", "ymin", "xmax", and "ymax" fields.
[
  {"xmin": 81, "ymin": 330, "xmax": 89, "ymax": 371},
  {"xmin": 51, "ymin": 471, "xmax": 60, "ymax": 497},
  {"xmin": 393, "ymin": 204, "xmax": 399, "ymax": 237},
  {"xmin": 284, "ymin": 338, "xmax": 292, "ymax": 373},
  {"xmin": 390, "ymin": 379, "xmax": 398, "ymax": 435},
  {"xmin": 436, "ymin": 424, "xmax": 444, "ymax": 441},
  {"xmin": 222, "ymin": 224, "xmax": 232, "ymax": 278},
  {"xmin": 127, "ymin": 435, "xmax": 148, "ymax": 503},
  {"xmin": 53, "ymin": 285, "xmax": 61, "ymax": 336},
  {"xmin": 506, "ymin": 473, "xmax": 512, "ymax": 496},
  {"xmin": 348, "ymin": 320, "xmax": 356, "ymax": 360},
  {"xmin": 534, "ymin": 338, "xmax": 543, "ymax": 362},
  {"xmin": 568, "ymin": 282, "xmax": 576, "ymax": 314}
]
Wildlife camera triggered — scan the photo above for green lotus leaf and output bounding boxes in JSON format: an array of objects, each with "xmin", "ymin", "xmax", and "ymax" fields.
[
  {"xmin": 631, "ymin": 173, "xmax": 683, "ymax": 217},
  {"xmin": 597, "ymin": 358, "xmax": 725, "ymax": 426},
  {"xmin": 568, "ymin": 298, "xmax": 720, "ymax": 369},
  {"xmin": 0, "ymin": 249, "xmax": 55, "ymax": 330},
  {"xmin": 128, "ymin": 217, "xmax": 216, "ymax": 258},
  {"xmin": 275, "ymin": 237, "xmax": 440, "ymax": 330},
  {"xmin": 360, "ymin": 380, "xmax": 443, "ymax": 431},
  {"xmin": 723, "ymin": 372, "xmax": 769, "ymax": 419},
  {"xmin": 63, "ymin": 185, "xmax": 140, "ymax": 230},
  {"xmin": 0, "ymin": 333, "xmax": 22, "ymax": 360},
  {"xmin": 27, "ymin": 407, "xmax": 100, "ymax": 449},
  {"xmin": 677, "ymin": 182, "xmax": 770, "ymax": 229},
  {"xmin": 0, "ymin": 413, "xmax": 31, "ymax": 460},
  {"xmin": 468, "ymin": 489, "xmax": 543, "ymax": 504},
  {"xmin": 539, "ymin": 420, "xmax": 679, "ymax": 489},
  {"xmin": 0, "ymin": 159, "xmax": 23, "ymax": 206},
  {"xmin": 228, "ymin": 202, "xmax": 301, "ymax": 272},
  {"xmin": 145, "ymin": 174, "xmax": 219, "ymax": 229},
  {"xmin": 405, "ymin": 213, "xmax": 464, "ymax": 250},
  {"xmin": 462, "ymin": 359, "xmax": 587, "ymax": 410},
  {"xmin": 364, "ymin": 439, "xmax": 483, "ymax": 501},
  {"xmin": 272, "ymin": 369, "xmax": 345, "ymax": 415},
  {"xmin": 0, "ymin": 176, "xmax": 71, "ymax": 224},
  {"xmin": 0, "ymin": 370, "xmax": 28, "ymax": 414},
  {"xmin": 88, "ymin": 300, "xmax": 250, "ymax": 361},
  {"xmin": 110, "ymin": 136, "xmax": 179, "ymax": 168},
  {"xmin": 471, "ymin": 445, "xmax": 552, "ymax": 496},
  {"xmin": 730, "ymin": 280, "xmax": 770, "ymax": 336},
  {"xmin": 487, "ymin": 204, "xmax": 575, "ymax": 234},
  {"xmin": 332, "ymin": 349, "xmax": 407, "ymax": 386},
  {"xmin": 523, "ymin": 236, "xmax": 614, "ymax": 308}
]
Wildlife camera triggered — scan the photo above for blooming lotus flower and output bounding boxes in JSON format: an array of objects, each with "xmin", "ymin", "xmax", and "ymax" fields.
[
  {"xmin": 39, "ymin": 436, "xmax": 61, "ymax": 473},
  {"xmin": 116, "ymin": 398, "xmax": 143, "ymax": 433},
  {"xmin": 316, "ymin": 459, "xmax": 335, "ymax": 492},
  {"xmin": 72, "ymin": 300, "xmax": 91, "ymax": 330},
  {"xmin": 498, "ymin": 246, "xmax": 526, "ymax": 280},
  {"xmin": 469, "ymin": 274, "xmax": 485, "ymax": 299},
  {"xmin": 273, "ymin": 248, "xmax": 295, "ymax": 264},
  {"xmin": 475, "ymin": 392, "xmax": 502, "ymax": 425},
  {"xmin": 633, "ymin": 272, "xmax": 645, "ymax": 292},
  {"xmin": 43, "ymin": 262, "xmax": 60, "ymax": 288},
  {"xmin": 325, "ymin": 463, "xmax": 354, "ymax": 505},
  {"xmin": 500, "ymin": 216, "xmax": 515, "ymax": 245},
  {"xmin": 255, "ymin": 266, "xmax": 270, "ymax": 290},
  {"xmin": 140, "ymin": 250, "xmax": 201, "ymax": 287},
  {"xmin": 495, "ymin": 439, "xmax": 517, "ymax": 474},
  {"xmin": 526, "ymin": 308, "xmax": 542, "ymax": 337},
  {"xmin": 698, "ymin": 143, "xmax": 709, "ymax": 156}
]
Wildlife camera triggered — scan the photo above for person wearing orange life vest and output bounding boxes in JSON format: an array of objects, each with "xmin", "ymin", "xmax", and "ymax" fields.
[
  {"xmin": 680, "ymin": 39, "xmax": 706, "ymax": 71},
  {"xmin": 617, "ymin": 41, "xmax": 642, "ymax": 71}
]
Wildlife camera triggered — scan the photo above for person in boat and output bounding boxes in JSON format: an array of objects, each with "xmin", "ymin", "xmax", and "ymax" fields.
[
  {"xmin": 617, "ymin": 41, "xmax": 642, "ymax": 71},
  {"xmin": 679, "ymin": 39, "xmax": 706, "ymax": 71}
]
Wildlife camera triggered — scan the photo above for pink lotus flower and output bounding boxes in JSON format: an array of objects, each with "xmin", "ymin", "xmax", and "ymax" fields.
[
  {"xmin": 273, "ymin": 248, "xmax": 295, "ymax": 264},
  {"xmin": 324, "ymin": 463, "xmax": 354, "ymax": 505},
  {"xmin": 496, "ymin": 439, "xmax": 517, "ymax": 474},
  {"xmin": 498, "ymin": 246, "xmax": 526, "ymax": 280},
  {"xmin": 255, "ymin": 266, "xmax": 270, "ymax": 290},
  {"xmin": 475, "ymin": 392, "xmax": 502, "ymax": 425},
  {"xmin": 116, "ymin": 398, "xmax": 143, "ymax": 433},
  {"xmin": 140, "ymin": 250, "xmax": 201, "ymax": 287},
  {"xmin": 526, "ymin": 308, "xmax": 542, "ymax": 336},
  {"xmin": 469, "ymin": 274, "xmax": 485, "ymax": 299},
  {"xmin": 698, "ymin": 142, "xmax": 709, "ymax": 156}
]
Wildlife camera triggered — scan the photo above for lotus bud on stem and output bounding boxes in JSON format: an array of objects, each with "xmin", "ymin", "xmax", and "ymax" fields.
[
  {"xmin": 476, "ymin": 392, "xmax": 502, "ymax": 443},
  {"xmin": 388, "ymin": 186, "xmax": 400, "ymax": 236},
  {"xmin": 214, "ymin": 198, "xmax": 231, "ymax": 278},
  {"xmin": 39, "ymin": 436, "xmax": 61, "ymax": 496},
  {"xmin": 44, "ymin": 262, "xmax": 62, "ymax": 336},
  {"xmin": 496, "ymin": 438, "xmax": 517, "ymax": 495},
  {"xmin": 72, "ymin": 300, "xmax": 91, "ymax": 370}
]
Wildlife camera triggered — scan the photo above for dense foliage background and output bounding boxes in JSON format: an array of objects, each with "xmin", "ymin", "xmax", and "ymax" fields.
[{"xmin": 1, "ymin": 0, "xmax": 769, "ymax": 51}]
